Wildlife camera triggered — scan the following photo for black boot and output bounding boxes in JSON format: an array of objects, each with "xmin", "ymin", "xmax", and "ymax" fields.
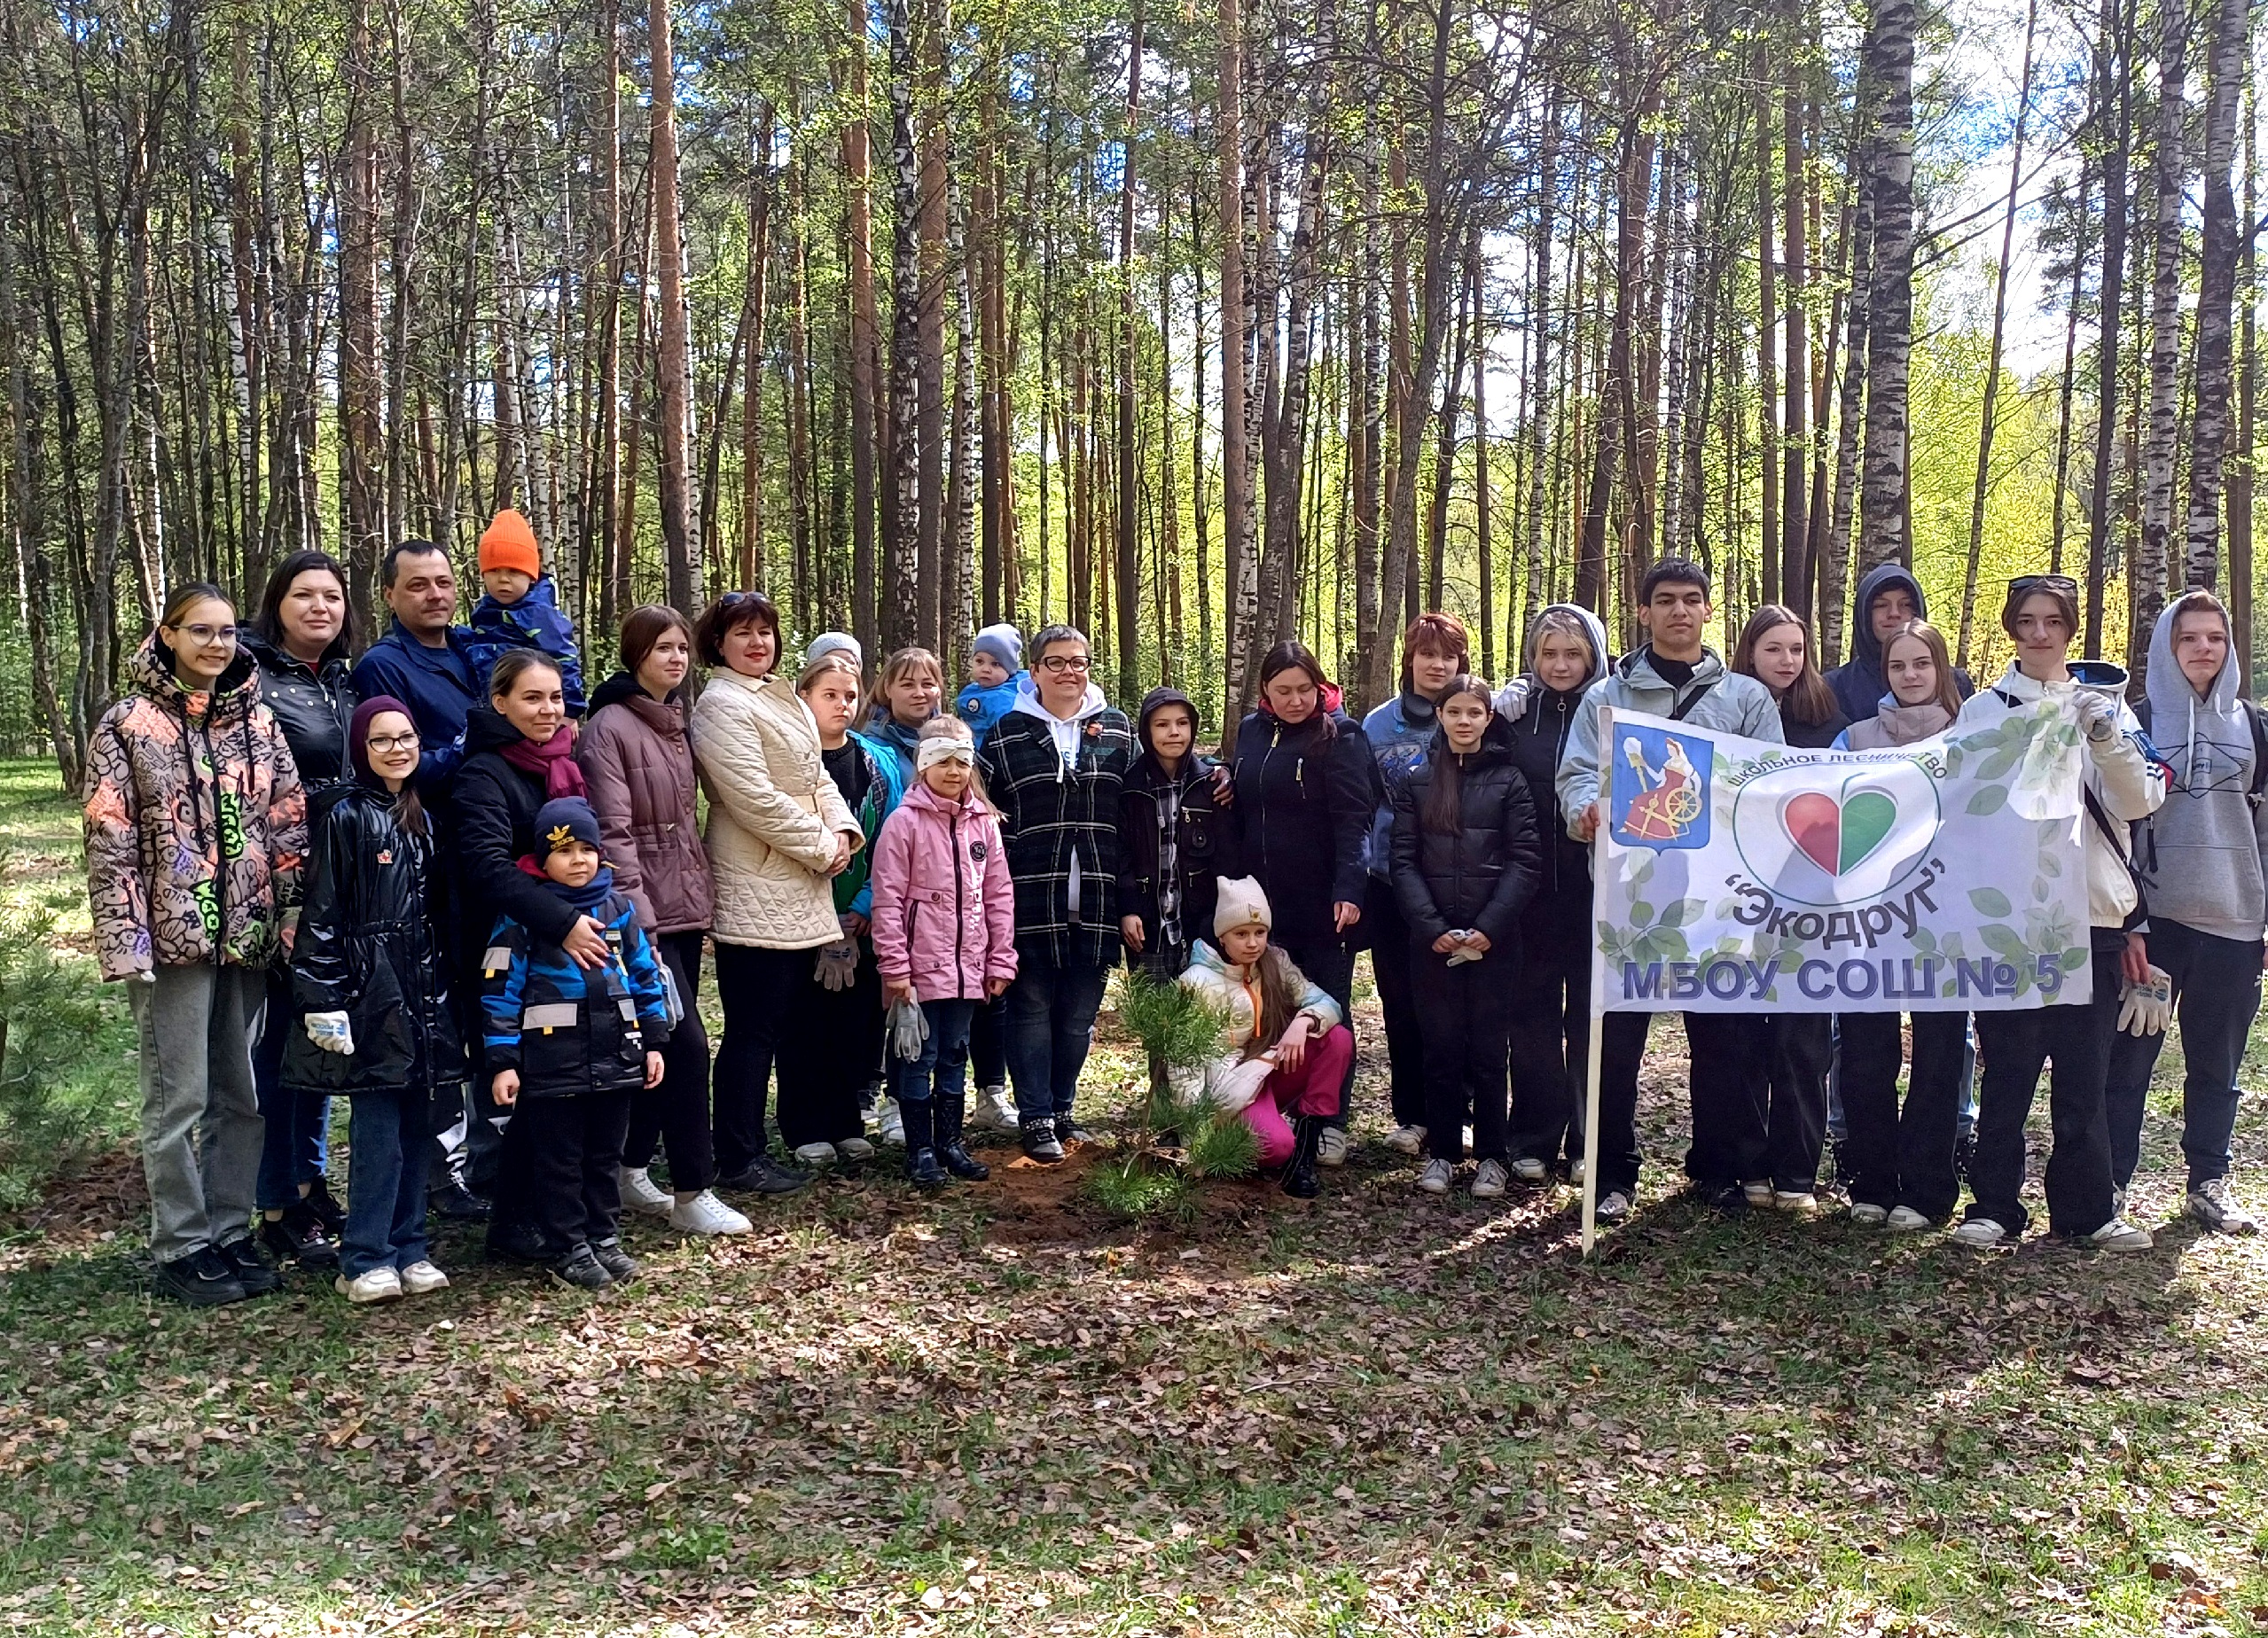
[
  {"xmin": 903, "ymin": 1098, "xmax": 947, "ymax": 1187},
  {"xmin": 935, "ymin": 1095, "xmax": 990, "ymax": 1181},
  {"xmin": 1282, "ymin": 1116, "xmax": 1324, "ymax": 1197}
]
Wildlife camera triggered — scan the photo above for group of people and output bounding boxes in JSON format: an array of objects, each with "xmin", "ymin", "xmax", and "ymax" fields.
[{"xmin": 82, "ymin": 508, "xmax": 2264, "ymax": 1308}]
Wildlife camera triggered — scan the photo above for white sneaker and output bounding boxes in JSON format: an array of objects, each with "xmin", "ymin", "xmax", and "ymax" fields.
[
  {"xmin": 670, "ymin": 1190, "xmax": 753, "ymax": 1236},
  {"xmin": 838, "ymin": 1136, "xmax": 877, "ymax": 1162},
  {"xmin": 1886, "ymin": 1205, "xmax": 1935, "ymax": 1232},
  {"xmin": 876, "ymin": 1100, "xmax": 905, "ymax": 1146},
  {"xmin": 335, "ymin": 1267, "xmax": 403, "ymax": 1304},
  {"xmin": 2089, "ymin": 1215, "xmax": 2154, "ymax": 1251},
  {"xmin": 793, "ymin": 1142, "xmax": 838, "ymax": 1167},
  {"xmin": 619, "ymin": 1166, "xmax": 673, "ymax": 1218},
  {"xmin": 2187, "ymin": 1178, "xmax": 2260, "ymax": 1235},
  {"xmin": 1952, "ymin": 1217, "xmax": 2007, "ymax": 1249},
  {"xmin": 1568, "ymin": 1156, "xmax": 1585, "ymax": 1186},
  {"xmin": 1772, "ymin": 1190, "xmax": 1818, "ymax": 1214},
  {"xmin": 1742, "ymin": 1181, "xmax": 1775, "ymax": 1209},
  {"xmin": 399, "ymin": 1260, "xmax": 450, "ymax": 1295},
  {"xmin": 1849, "ymin": 1202, "xmax": 1889, "ymax": 1226},
  {"xmin": 1595, "ymin": 1190, "xmax": 1631, "ymax": 1222},
  {"xmin": 1510, "ymin": 1156, "xmax": 1550, "ymax": 1183},
  {"xmin": 1472, "ymin": 1159, "xmax": 1509, "ymax": 1198},
  {"xmin": 968, "ymin": 1087, "xmax": 1019, "ymax": 1133},
  {"xmin": 1383, "ymin": 1125, "xmax": 1427, "ymax": 1156},
  {"xmin": 1419, "ymin": 1158, "xmax": 1453, "ymax": 1194},
  {"xmin": 1317, "ymin": 1127, "xmax": 1349, "ymax": 1167}
]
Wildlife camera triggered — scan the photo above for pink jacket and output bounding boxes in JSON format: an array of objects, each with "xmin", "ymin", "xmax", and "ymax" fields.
[{"xmin": 870, "ymin": 779, "xmax": 1019, "ymax": 1001}]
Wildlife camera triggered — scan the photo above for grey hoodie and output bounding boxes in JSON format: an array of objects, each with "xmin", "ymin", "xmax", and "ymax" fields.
[
  {"xmin": 2132, "ymin": 603, "xmax": 2268, "ymax": 942},
  {"xmin": 1556, "ymin": 644, "xmax": 1785, "ymax": 838}
]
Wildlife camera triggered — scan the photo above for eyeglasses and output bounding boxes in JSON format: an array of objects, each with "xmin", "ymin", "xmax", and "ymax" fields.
[
  {"xmin": 2008, "ymin": 574, "xmax": 2078, "ymax": 594},
  {"xmin": 1038, "ymin": 654, "xmax": 1092, "ymax": 674},
  {"xmin": 168, "ymin": 622, "xmax": 240, "ymax": 648},
  {"xmin": 364, "ymin": 732, "xmax": 421, "ymax": 754}
]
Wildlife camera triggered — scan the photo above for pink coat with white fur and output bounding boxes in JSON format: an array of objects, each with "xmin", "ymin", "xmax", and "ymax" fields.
[{"xmin": 869, "ymin": 778, "xmax": 1019, "ymax": 1002}]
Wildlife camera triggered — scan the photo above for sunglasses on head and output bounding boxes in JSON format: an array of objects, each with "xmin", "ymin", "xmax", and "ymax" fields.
[{"xmin": 2007, "ymin": 574, "xmax": 2078, "ymax": 594}]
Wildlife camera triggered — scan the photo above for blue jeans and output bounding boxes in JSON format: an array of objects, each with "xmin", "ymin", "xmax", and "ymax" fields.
[
  {"xmin": 253, "ymin": 966, "xmax": 330, "ymax": 1213},
  {"xmin": 343, "ymin": 1087, "xmax": 433, "ymax": 1276},
  {"xmin": 1005, "ymin": 950, "xmax": 1108, "ymax": 1122},
  {"xmin": 890, "ymin": 999, "xmax": 979, "ymax": 1104}
]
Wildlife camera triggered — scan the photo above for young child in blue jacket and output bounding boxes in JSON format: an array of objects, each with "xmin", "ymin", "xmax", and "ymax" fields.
[
  {"xmin": 482, "ymin": 797, "xmax": 669, "ymax": 1290},
  {"xmin": 953, "ymin": 623, "xmax": 1026, "ymax": 749},
  {"xmin": 463, "ymin": 509, "xmax": 589, "ymax": 717}
]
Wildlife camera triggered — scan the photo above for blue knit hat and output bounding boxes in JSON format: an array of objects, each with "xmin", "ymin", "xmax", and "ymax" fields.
[
  {"xmin": 972, "ymin": 623, "xmax": 1023, "ymax": 672},
  {"xmin": 534, "ymin": 798, "xmax": 603, "ymax": 862}
]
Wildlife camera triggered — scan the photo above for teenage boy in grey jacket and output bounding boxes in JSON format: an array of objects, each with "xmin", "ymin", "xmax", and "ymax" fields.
[
  {"xmin": 2107, "ymin": 589, "xmax": 2265, "ymax": 1234},
  {"xmin": 1556, "ymin": 559, "xmax": 1785, "ymax": 1221}
]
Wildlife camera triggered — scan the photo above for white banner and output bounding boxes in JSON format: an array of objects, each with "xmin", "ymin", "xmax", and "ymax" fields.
[{"xmin": 1592, "ymin": 698, "xmax": 2095, "ymax": 1013}]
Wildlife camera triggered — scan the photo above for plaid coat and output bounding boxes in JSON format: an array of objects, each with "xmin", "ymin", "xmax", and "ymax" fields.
[{"xmin": 978, "ymin": 692, "xmax": 1135, "ymax": 969}]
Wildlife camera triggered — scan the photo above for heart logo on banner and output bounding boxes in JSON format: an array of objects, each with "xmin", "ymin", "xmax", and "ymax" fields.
[{"xmin": 1781, "ymin": 787, "xmax": 1899, "ymax": 876}]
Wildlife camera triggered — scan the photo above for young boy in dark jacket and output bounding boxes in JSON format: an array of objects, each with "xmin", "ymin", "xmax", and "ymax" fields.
[
  {"xmin": 482, "ymin": 798, "xmax": 669, "ymax": 1290},
  {"xmin": 1118, "ymin": 687, "xmax": 1243, "ymax": 979}
]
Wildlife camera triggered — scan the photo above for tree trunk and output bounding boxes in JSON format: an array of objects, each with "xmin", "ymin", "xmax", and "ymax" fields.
[
  {"xmin": 1471, "ymin": 237, "xmax": 1495, "ymax": 678},
  {"xmin": 1116, "ymin": 0, "xmax": 1145, "ymax": 703},
  {"xmin": 2134, "ymin": 0, "xmax": 2187, "ymax": 680},
  {"xmin": 915, "ymin": 0, "xmax": 949, "ymax": 652},
  {"xmin": 339, "ymin": 0, "xmax": 384, "ymax": 620},
  {"xmin": 1755, "ymin": 43, "xmax": 1779, "ymax": 604},
  {"xmin": 886, "ymin": 0, "xmax": 922, "ymax": 651},
  {"xmin": 1780, "ymin": 27, "xmax": 1810, "ymax": 617},
  {"xmin": 1858, "ymin": 0, "xmax": 1916, "ymax": 573},
  {"xmin": 2084, "ymin": 0, "xmax": 2134, "ymax": 658},
  {"xmin": 648, "ymin": 0, "xmax": 699, "ymax": 614},
  {"xmin": 1217, "ymin": 0, "xmax": 1251, "ymax": 744},
  {"xmin": 843, "ymin": 0, "xmax": 881, "ymax": 651},
  {"xmin": 741, "ymin": 106, "xmax": 773, "ymax": 592},
  {"xmin": 2179, "ymin": 0, "xmax": 2245, "ymax": 593},
  {"xmin": 2232, "ymin": 80, "xmax": 2256, "ymax": 690}
]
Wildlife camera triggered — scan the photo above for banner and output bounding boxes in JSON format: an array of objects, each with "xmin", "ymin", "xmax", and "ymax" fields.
[{"xmin": 1592, "ymin": 698, "xmax": 2095, "ymax": 1013}]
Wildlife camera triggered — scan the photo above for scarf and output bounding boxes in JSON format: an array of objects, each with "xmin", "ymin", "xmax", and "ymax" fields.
[
  {"xmin": 519, "ymin": 858, "xmax": 619, "ymax": 915},
  {"xmin": 501, "ymin": 728, "xmax": 586, "ymax": 800}
]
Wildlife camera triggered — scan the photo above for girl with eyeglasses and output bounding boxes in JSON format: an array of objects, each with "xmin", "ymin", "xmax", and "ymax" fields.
[{"xmin": 84, "ymin": 583, "xmax": 309, "ymax": 1307}]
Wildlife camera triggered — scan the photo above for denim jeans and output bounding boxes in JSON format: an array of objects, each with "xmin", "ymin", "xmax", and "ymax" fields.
[
  {"xmin": 2105, "ymin": 918, "xmax": 2263, "ymax": 1191},
  {"xmin": 889, "ymin": 998, "xmax": 979, "ymax": 1104},
  {"xmin": 1005, "ymin": 948, "xmax": 1109, "ymax": 1121},
  {"xmin": 342, "ymin": 1087, "xmax": 433, "ymax": 1276},
  {"xmin": 969, "ymin": 995, "xmax": 1010, "ymax": 1090},
  {"xmin": 253, "ymin": 964, "xmax": 330, "ymax": 1213}
]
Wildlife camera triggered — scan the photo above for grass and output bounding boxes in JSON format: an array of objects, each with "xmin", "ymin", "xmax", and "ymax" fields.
[{"xmin": 2, "ymin": 753, "xmax": 2267, "ymax": 1634}]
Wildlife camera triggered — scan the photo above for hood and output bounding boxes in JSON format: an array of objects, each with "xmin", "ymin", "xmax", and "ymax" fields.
[
  {"xmin": 2146, "ymin": 600, "xmax": 2249, "ymax": 788},
  {"xmin": 1186, "ymin": 938, "xmax": 1247, "ymax": 981},
  {"xmin": 1137, "ymin": 686, "xmax": 1199, "ymax": 755},
  {"xmin": 464, "ymin": 703, "xmax": 536, "ymax": 756},
  {"xmin": 129, "ymin": 632, "xmax": 261, "ymax": 717},
  {"xmin": 1619, "ymin": 644, "xmax": 1727, "ymax": 692},
  {"xmin": 1013, "ymin": 676, "xmax": 1110, "ymax": 723},
  {"xmin": 481, "ymin": 573, "xmax": 561, "ymax": 616},
  {"xmin": 1849, "ymin": 563, "xmax": 1929, "ymax": 676},
  {"xmin": 1521, "ymin": 604, "xmax": 1611, "ymax": 688},
  {"xmin": 589, "ymin": 670, "xmax": 652, "ymax": 716}
]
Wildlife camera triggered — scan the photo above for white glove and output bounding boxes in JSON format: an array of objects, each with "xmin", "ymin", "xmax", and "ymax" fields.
[
  {"xmin": 1445, "ymin": 929, "xmax": 1486, "ymax": 966},
  {"xmin": 2116, "ymin": 966, "xmax": 2172, "ymax": 1036},
  {"xmin": 888, "ymin": 996, "xmax": 930, "ymax": 1061},
  {"xmin": 1205, "ymin": 1054, "xmax": 1276, "ymax": 1113},
  {"xmin": 814, "ymin": 940, "xmax": 861, "ymax": 992},
  {"xmin": 1493, "ymin": 676, "xmax": 1534, "ymax": 724},
  {"xmin": 304, "ymin": 1010, "xmax": 355, "ymax": 1055},
  {"xmin": 2072, "ymin": 690, "xmax": 2119, "ymax": 744}
]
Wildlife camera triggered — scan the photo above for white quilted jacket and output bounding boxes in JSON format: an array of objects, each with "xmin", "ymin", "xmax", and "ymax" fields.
[{"xmin": 691, "ymin": 669, "xmax": 861, "ymax": 949}]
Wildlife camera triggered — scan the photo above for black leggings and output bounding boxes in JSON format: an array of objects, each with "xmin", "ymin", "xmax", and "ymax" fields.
[
  {"xmin": 622, "ymin": 930, "xmax": 716, "ymax": 1193},
  {"xmin": 711, "ymin": 941, "xmax": 813, "ymax": 1174}
]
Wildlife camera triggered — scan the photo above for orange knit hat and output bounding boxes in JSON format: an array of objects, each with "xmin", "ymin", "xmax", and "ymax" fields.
[{"xmin": 478, "ymin": 509, "xmax": 542, "ymax": 579}]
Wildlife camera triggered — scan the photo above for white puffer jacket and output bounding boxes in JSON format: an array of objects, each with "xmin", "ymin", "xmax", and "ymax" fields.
[
  {"xmin": 1174, "ymin": 940, "xmax": 1343, "ymax": 1111},
  {"xmin": 692, "ymin": 669, "xmax": 861, "ymax": 949}
]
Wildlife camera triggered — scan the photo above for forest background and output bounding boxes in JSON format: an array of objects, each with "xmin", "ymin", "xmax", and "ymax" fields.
[{"xmin": 0, "ymin": 0, "xmax": 2262, "ymax": 786}]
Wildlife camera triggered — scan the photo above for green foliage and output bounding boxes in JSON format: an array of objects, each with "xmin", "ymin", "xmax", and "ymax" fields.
[
  {"xmin": 0, "ymin": 901, "xmax": 129, "ymax": 1209},
  {"xmin": 1183, "ymin": 1109, "xmax": 1259, "ymax": 1181},
  {"xmin": 1083, "ymin": 1154, "xmax": 1193, "ymax": 1222},
  {"xmin": 1113, "ymin": 971, "xmax": 1228, "ymax": 1073}
]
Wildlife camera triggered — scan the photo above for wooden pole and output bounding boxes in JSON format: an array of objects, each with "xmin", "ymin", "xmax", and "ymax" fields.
[{"xmin": 1581, "ymin": 704, "xmax": 1613, "ymax": 1256}]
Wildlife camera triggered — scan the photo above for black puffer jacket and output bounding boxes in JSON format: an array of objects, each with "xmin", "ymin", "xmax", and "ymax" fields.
[
  {"xmin": 1388, "ymin": 717, "xmax": 1542, "ymax": 951},
  {"xmin": 1117, "ymin": 690, "xmax": 1243, "ymax": 975},
  {"xmin": 244, "ymin": 632, "xmax": 357, "ymax": 791},
  {"xmin": 1227, "ymin": 698, "xmax": 1374, "ymax": 947},
  {"xmin": 283, "ymin": 785, "xmax": 463, "ymax": 1095},
  {"xmin": 452, "ymin": 707, "xmax": 581, "ymax": 948},
  {"xmin": 1506, "ymin": 681, "xmax": 1593, "ymax": 910}
]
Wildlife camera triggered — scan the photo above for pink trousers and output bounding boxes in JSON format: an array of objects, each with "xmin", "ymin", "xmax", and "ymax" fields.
[{"xmin": 1241, "ymin": 1026, "xmax": 1354, "ymax": 1166}]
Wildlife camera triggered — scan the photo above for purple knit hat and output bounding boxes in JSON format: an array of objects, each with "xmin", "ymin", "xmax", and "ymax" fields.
[{"xmin": 349, "ymin": 695, "xmax": 417, "ymax": 784}]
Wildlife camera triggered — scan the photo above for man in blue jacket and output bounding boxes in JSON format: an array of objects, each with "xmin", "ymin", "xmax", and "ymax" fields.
[
  {"xmin": 348, "ymin": 539, "xmax": 490, "ymax": 1219},
  {"xmin": 350, "ymin": 542, "xmax": 481, "ymax": 800}
]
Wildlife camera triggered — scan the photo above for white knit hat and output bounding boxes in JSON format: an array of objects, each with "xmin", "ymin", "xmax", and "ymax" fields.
[
  {"xmin": 806, "ymin": 631, "xmax": 863, "ymax": 670},
  {"xmin": 1213, "ymin": 876, "xmax": 1272, "ymax": 938}
]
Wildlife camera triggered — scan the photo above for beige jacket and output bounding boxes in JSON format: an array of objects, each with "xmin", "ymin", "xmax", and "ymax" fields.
[{"xmin": 691, "ymin": 670, "xmax": 860, "ymax": 948}]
